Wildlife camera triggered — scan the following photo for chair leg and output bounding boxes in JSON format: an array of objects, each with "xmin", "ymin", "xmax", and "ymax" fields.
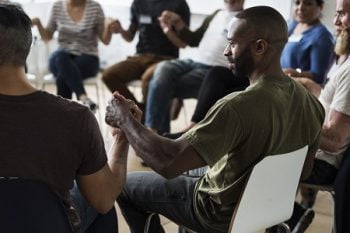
[
  {"xmin": 280, "ymin": 222, "xmax": 291, "ymax": 233},
  {"xmin": 144, "ymin": 213, "xmax": 156, "ymax": 233},
  {"xmin": 331, "ymin": 192, "xmax": 336, "ymax": 233}
]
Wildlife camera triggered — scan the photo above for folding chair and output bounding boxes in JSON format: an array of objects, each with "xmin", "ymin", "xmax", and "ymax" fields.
[
  {"xmin": 0, "ymin": 177, "xmax": 73, "ymax": 233},
  {"xmin": 144, "ymin": 146, "xmax": 309, "ymax": 233}
]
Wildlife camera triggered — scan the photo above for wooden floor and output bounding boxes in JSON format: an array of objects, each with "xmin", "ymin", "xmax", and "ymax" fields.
[{"xmin": 43, "ymin": 80, "xmax": 334, "ymax": 233}]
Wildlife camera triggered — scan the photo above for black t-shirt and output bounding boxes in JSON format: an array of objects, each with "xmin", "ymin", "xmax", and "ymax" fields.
[
  {"xmin": 130, "ymin": 0, "xmax": 190, "ymax": 57},
  {"xmin": 0, "ymin": 91, "xmax": 107, "ymax": 198}
]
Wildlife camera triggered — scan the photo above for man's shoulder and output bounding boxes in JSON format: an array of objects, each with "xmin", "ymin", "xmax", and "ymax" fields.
[{"xmin": 41, "ymin": 91, "xmax": 90, "ymax": 116}]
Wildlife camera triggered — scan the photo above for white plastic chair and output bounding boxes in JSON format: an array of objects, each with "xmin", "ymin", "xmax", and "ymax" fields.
[
  {"xmin": 229, "ymin": 146, "xmax": 309, "ymax": 233},
  {"xmin": 144, "ymin": 146, "xmax": 309, "ymax": 233}
]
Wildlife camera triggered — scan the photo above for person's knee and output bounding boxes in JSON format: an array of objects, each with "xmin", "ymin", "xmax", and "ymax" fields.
[{"xmin": 150, "ymin": 62, "xmax": 177, "ymax": 91}]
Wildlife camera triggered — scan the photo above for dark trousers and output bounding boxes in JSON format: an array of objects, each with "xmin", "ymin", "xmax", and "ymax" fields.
[
  {"xmin": 49, "ymin": 49, "xmax": 99, "ymax": 99},
  {"xmin": 191, "ymin": 66, "xmax": 249, "ymax": 123},
  {"xmin": 334, "ymin": 149, "xmax": 350, "ymax": 233},
  {"xmin": 117, "ymin": 171, "xmax": 209, "ymax": 233}
]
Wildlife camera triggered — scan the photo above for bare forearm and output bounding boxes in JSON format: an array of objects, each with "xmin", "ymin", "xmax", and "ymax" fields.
[
  {"xmin": 120, "ymin": 114, "xmax": 177, "ymax": 175},
  {"xmin": 107, "ymin": 138, "xmax": 129, "ymax": 192},
  {"xmin": 120, "ymin": 29, "xmax": 134, "ymax": 42},
  {"xmin": 101, "ymin": 29, "xmax": 112, "ymax": 45},
  {"xmin": 165, "ymin": 30, "xmax": 186, "ymax": 48},
  {"xmin": 320, "ymin": 130, "xmax": 343, "ymax": 153},
  {"xmin": 35, "ymin": 21, "xmax": 52, "ymax": 42}
]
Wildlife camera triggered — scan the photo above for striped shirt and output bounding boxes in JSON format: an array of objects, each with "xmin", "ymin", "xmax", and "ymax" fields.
[{"xmin": 47, "ymin": 0, "xmax": 105, "ymax": 56}]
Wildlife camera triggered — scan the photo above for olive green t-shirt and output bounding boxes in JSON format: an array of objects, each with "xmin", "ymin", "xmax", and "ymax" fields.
[{"xmin": 184, "ymin": 75, "xmax": 325, "ymax": 233}]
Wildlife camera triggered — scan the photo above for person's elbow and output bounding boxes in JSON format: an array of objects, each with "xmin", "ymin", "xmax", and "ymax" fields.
[
  {"xmin": 326, "ymin": 140, "xmax": 344, "ymax": 153},
  {"xmin": 89, "ymin": 194, "xmax": 117, "ymax": 214}
]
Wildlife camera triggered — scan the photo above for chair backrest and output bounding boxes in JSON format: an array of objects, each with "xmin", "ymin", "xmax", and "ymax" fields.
[
  {"xmin": 229, "ymin": 146, "xmax": 309, "ymax": 233},
  {"xmin": 0, "ymin": 178, "xmax": 73, "ymax": 233}
]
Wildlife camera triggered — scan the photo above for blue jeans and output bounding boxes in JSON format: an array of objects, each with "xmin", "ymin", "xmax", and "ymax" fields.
[
  {"xmin": 70, "ymin": 184, "xmax": 118, "ymax": 233},
  {"xmin": 145, "ymin": 59, "xmax": 210, "ymax": 134},
  {"xmin": 117, "ymin": 171, "xmax": 210, "ymax": 233},
  {"xmin": 49, "ymin": 49, "xmax": 99, "ymax": 99}
]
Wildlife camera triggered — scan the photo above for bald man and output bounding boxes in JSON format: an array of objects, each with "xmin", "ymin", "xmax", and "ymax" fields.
[{"xmin": 105, "ymin": 6, "xmax": 325, "ymax": 233}]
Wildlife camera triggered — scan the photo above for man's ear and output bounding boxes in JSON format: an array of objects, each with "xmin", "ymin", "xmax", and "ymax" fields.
[{"xmin": 254, "ymin": 39, "xmax": 268, "ymax": 56}]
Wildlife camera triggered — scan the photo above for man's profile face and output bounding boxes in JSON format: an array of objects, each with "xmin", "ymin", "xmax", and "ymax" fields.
[
  {"xmin": 335, "ymin": 0, "xmax": 350, "ymax": 33},
  {"xmin": 334, "ymin": 0, "xmax": 350, "ymax": 55},
  {"xmin": 224, "ymin": 18, "xmax": 255, "ymax": 78}
]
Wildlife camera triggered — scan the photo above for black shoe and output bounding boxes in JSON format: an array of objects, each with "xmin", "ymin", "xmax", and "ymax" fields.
[
  {"xmin": 140, "ymin": 160, "xmax": 149, "ymax": 167},
  {"xmin": 267, "ymin": 205, "xmax": 314, "ymax": 233},
  {"xmin": 82, "ymin": 98, "xmax": 98, "ymax": 113},
  {"xmin": 288, "ymin": 203, "xmax": 315, "ymax": 233},
  {"xmin": 162, "ymin": 131, "xmax": 185, "ymax": 139}
]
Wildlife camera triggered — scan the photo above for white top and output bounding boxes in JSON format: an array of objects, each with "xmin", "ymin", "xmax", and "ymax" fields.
[
  {"xmin": 317, "ymin": 58, "xmax": 350, "ymax": 168},
  {"xmin": 193, "ymin": 9, "xmax": 238, "ymax": 67},
  {"xmin": 47, "ymin": 0, "xmax": 105, "ymax": 56}
]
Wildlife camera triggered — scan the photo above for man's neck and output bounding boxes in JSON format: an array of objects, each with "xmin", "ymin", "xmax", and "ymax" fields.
[
  {"xmin": 0, "ymin": 65, "xmax": 37, "ymax": 96},
  {"xmin": 249, "ymin": 60, "xmax": 286, "ymax": 84}
]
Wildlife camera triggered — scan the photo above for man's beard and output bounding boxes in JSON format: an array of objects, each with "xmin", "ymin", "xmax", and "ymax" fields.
[
  {"xmin": 229, "ymin": 47, "xmax": 254, "ymax": 78},
  {"xmin": 334, "ymin": 29, "xmax": 350, "ymax": 56}
]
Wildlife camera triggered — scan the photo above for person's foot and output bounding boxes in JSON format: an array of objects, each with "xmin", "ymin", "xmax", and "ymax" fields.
[
  {"xmin": 140, "ymin": 160, "xmax": 149, "ymax": 167},
  {"xmin": 162, "ymin": 131, "xmax": 185, "ymax": 139},
  {"xmin": 266, "ymin": 204, "xmax": 314, "ymax": 233},
  {"xmin": 81, "ymin": 98, "xmax": 98, "ymax": 113}
]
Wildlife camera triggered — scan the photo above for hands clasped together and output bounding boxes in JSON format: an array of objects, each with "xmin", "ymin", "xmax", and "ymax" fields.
[{"xmin": 105, "ymin": 92, "xmax": 142, "ymax": 137}]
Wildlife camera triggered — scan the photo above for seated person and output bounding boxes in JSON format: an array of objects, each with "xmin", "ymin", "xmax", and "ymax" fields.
[
  {"xmin": 285, "ymin": 2, "xmax": 350, "ymax": 230},
  {"xmin": 101, "ymin": 0, "xmax": 190, "ymax": 109},
  {"xmin": 145, "ymin": 0, "xmax": 245, "ymax": 134},
  {"xmin": 166, "ymin": 0, "xmax": 335, "ymax": 138},
  {"xmin": 0, "ymin": 4, "xmax": 133, "ymax": 232},
  {"xmin": 31, "ymin": 0, "xmax": 115, "ymax": 111},
  {"xmin": 281, "ymin": 0, "xmax": 334, "ymax": 85},
  {"xmin": 105, "ymin": 6, "xmax": 325, "ymax": 233}
]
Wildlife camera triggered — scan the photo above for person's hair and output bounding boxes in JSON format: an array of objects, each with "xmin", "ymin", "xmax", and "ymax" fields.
[
  {"xmin": 235, "ymin": 6, "xmax": 288, "ymax": 53},
  {"xmin": 0, "ymin": 3, "xmax": 32, "ymax": 66},
  {"xmin": 315, "ymin": 0, "xmax": 324, "ymax": 6}
]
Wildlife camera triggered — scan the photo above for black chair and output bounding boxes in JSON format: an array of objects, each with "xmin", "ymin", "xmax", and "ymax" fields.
[{"xmin": 0, "ymin": 177, "xmax": 73, "ymax": 233}]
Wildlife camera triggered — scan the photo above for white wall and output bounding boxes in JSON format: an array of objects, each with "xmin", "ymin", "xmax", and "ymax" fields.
[{"xmin": 21, "ymin": 0, "xmax": 338, "ymax": 73}]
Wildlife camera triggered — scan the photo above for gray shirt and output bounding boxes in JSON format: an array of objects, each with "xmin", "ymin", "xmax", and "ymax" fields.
[{"xmin": 47, "ymin": 0, "xmax": 105, "ymax": 56}]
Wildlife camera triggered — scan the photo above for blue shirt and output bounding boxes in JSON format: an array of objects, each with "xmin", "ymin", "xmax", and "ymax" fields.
[{"xmin": 281, "ymin": 20, "xmax": 335, "ymax": 85}]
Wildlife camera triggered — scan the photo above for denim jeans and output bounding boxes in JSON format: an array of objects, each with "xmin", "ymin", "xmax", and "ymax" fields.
[
  {"xmin": 145, "ymin": 59, "xmax": 210, "ymax": 134},
  {"xmin": 49, "ymin": 49, "xmax": 99, "ymax": 99},
  {"xmin": 70, "ymin": 184, "xmax": 118, "ymax": 233},
  {"xmin": 117, "ymin": 171, "xmax": 210, "ymax": 233}
]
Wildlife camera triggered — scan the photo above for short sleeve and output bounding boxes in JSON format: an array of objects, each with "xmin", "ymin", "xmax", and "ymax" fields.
[
  {"xmin": 310, "ymin": 29, "xmax": 335, "ymax": 85},
  {"xmin": 95, "ymin": 3, "xmax": 105, "ymax": 36},
  {"xmin": 183, "ymin": 99, "xmax": 244, "ymax": 167},
  {"xmin": 77, "ymin": 109, "xmax": 107, "ymax": 175},
  {"xmin": 130, "ymin": 0, "xmax": 138, "ymax": 25},
  {"xmin": 175, "ymin": 0, "xmax": 190, "ymax": 26},
  {"xmin": 329, "ymin": 66, "xmax": 350, "ymax": 116}
]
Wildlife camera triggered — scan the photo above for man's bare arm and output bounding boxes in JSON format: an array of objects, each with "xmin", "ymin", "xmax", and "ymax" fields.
[
  {"xmin": 106, "ymin": 94, "xmax": 206, "ymax": 179},
  {"xmin": 320, "ymin": 110, "xmax": 350, "ymax": 153},
  {"xmin": 76, "ymin": 134, "xmax": 129, "ymax": 214}
]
